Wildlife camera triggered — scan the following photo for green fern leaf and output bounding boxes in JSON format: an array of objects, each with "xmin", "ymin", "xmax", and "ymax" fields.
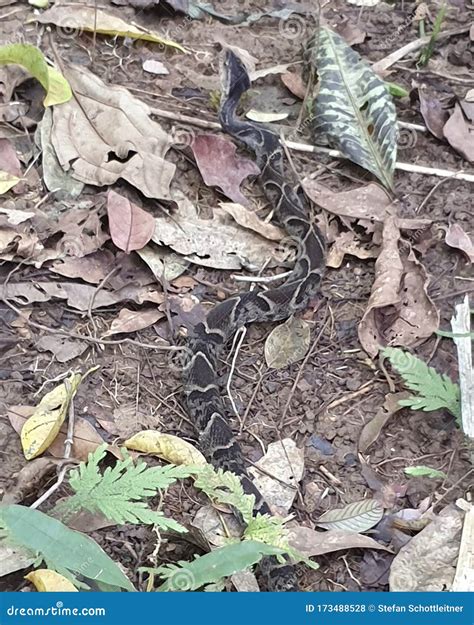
[
  {"xmin": 383, "ymin": 347, "xmax": 461, "ymax": 422},
  {"xmin": 55, "ymin": 445, "xmax": 197, "ymax": 530}
]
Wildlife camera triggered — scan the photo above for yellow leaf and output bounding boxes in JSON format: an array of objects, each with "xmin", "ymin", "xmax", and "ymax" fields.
[
  {"xmin": 34, "ymin": 5, "xmax": 187, "ymax": 53},
  {"xmin": 0, "ymin": 171, "xmax": 21, "ymax": 194},
  {"xmin": 26, "ymin": 569, "xmax": 78, "ymax": 592},
  {"xmin": 125, "ymin": 430, "xmax": 207, "ymax": 466},
  {"xmin": 0, "ymin": 43, "xmax": 71, "ymax": 107},
  {"xmin": 21, "ymin": 373, "xmax": 82, "ymax": 460}
]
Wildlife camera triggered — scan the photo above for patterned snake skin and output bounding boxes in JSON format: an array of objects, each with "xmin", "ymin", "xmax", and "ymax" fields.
[{"xmin": 183, "ymin": 51, "xmax": 326, "ymax": 590}]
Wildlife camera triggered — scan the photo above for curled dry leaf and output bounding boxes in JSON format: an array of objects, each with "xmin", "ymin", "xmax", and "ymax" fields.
[
  {"xmin": 316, "ymin": 499, "xmax": 384, "ymax": 533},
  {"xmin": 445, "ymin": 223, "xmax": 474, "ymax": 263},
  {"xmin": 219, "ymin": 202, "xmax": 283, "ymax": 241},
  {"xmin": 20, "ymin": 373, "xmax": 83, "ymax": 460},
  {"xmin": 358, "ymin": 392, "xmax": 411, "ymax": 453},
  {"xmin": 288, "ymin": 525, "xmax": 391, "ymax": 557},
  {"xmin": 358, "ymin": 217, "xmax": 439, "ymax": 357},
  {"xmin": 248, "ymin": 439, "xmax": 304, "ymax": 516},
  {"xmin": 389, "ymin": 504, "xmax": 463, "ymax": 591},
  {"xmin": 125, "ymin": 430, "xmax": 207, "ymax": 466},
  {"xmin": 26, "ymin": 569, "xmax": 78, "ymax": 592},
  {"xmin": 443, "ymin": 103, "xmax": 474, "ymax": 162},
  {"xmin": 51, "ymin": 65, "xmax": 175, "ymax": 200},
  {"xmin": 107, "ymin": 190, "xmax": 155, "ymax": 253},
  {"xmin": 105, "ymin": 307, "xmax": 164, "ymax": 337},
  {"xmin": 191, "ymin": 134, "xmax": 260, "ymax": 206},
  {"xmin": 264, "ymin": 317, "xmax": 311, "ymax": 369}
]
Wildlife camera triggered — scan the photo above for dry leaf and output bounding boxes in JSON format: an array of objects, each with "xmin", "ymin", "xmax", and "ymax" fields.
[
  {"xmin": 316, "ymin": 499, "xmax": 384, "ymax": 533},
  {"xmin": 151, "ymin": 192, "xmax": 281, "ymax": 271},
  {"xmin": 125, "ymin": 430, "xmax": 207, "ymax": 465},
  {"xmin": 137, "ymin": 245, "xmax": 188, "ymax": 282},
  {"xmin": 20, "ymin": 373, "xmax": 83, "ymax": 460},
  {"xmin": 389, "ymin": 505, "xmax": 463, "ymax": 591},
  {"xmin": 248, "ymin": 439, "xmax": 304, "ymax": 516},
  {"xmin": 0, "ymin": 206, "xmax": 35, "ymax": 225},
  {"xmin": 36, "ymin": 335, "xmax": 88, "ymax": 363},
  {"xmin": 191, "ymin": 505, "xmax": 241, "ymax": 547},
  {"xmin": 288, "ymin": 526, "xmax": 391, "ymax": 557},
  {"xmin": 358, "ymin": 392, "xmax": 411, "ymax": 453},
  {"xmin": 418, "ymin": 86, "xmax": 449, "ymax": 141},
  {"xmin": 143, "ymin": 60, "xmax": 169, "ymax": 75},
  {"xmin": 281, "ymin": 71, "xmax": 306, "ymax": 99},
  {"xmin": 246, "ymin": 110, "xmax": 288, "ymax": 123},
  {"xmin": 51, "ymin": 65, "xmax": 176, "ymax": 200},
  {"xmin": 445, "ymin": 223, "xmax": 474, "ymax": 263},
  {"xmin": 443, "ymin": 103, "xmax": 474, "ymax": 162},
  {"xmin": 358, "ymin": 217, "xmax": 439, "ymax": 357},
  {"xmin": 26, "ymin": 569, "xmax": 78, "ymax": 592},
  {"xmin": 105, "ymin": 307, "xmax": 163, "ymax": 336},
  {"xmin": 49, "ymin": 250, "xmax": 116, "ymax": 284},
  {"xmin": 2, "ymin": 457, "xmax": 60, "ymax": 504},
  {"xmin": 191, "ymin": 134, "xmax": 260, "ymax": 206},
  {"xmin": 327, "ymin": 231, "xmax": 378, "ymax": 268},
  {"xmin": 219, "ymin": 202, "xmax": 284, "ymax": 240},
  {"xmin": 8, "ymin": 406, "xmax": 108, "ymax": 462},
  {"xmin": 107, "ymin": 191, "xmax": 155, "ymax": 253},
  {"xmin": 264, "ymin": 317, "xmax": 311, "ymax": 369},
  {"xmin": 34, "ymin": 4, "xmax": 185, "ymax": 51}
]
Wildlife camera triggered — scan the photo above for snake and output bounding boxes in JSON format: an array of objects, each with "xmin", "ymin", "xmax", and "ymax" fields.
[{"xmin": 183, "ymin": 50, "xmax": 326, "ymax": 591}]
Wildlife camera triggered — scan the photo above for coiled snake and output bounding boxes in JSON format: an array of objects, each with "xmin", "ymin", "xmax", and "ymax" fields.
[{"xmin": 183, "ymin": 51, "xmax": 326, "ymax": 590}]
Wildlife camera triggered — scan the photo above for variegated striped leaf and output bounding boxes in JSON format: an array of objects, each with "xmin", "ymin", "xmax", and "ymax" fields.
[{"xmin": 308, "ymin": 27, "xmax": 398, "ymax": 190}]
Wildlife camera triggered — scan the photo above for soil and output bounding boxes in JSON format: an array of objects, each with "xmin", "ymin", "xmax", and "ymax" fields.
[{"xmin": 0, "ymin": 0, "xmax": 472, "ymax": 593}]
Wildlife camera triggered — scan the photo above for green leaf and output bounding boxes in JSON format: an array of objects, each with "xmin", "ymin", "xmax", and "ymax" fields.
[
  {"xmin": 383, "ymin": 347, "xmax": 461, "ymax": 423},
  {"xmin": 307, "ymin": 27, "xmax": 398, "ymax": 190},
  {"xmin": 54, "ymin": 445, "xmax": 196, "ymax": 531},
  {"xmin": 0, "ymin": 44, "xmax": 71, "ymax": 107},
  {"xmin": 0, "ymin": 504, "xmax": 135, "ymax": 591},
  {"xmin": 404, "ymin": 465, "xmax": 447, "ymax": 479},
  {"xmin": 152, "ymin": 541, "xmax": 286, "ymax": 591},
  {"xmin": 386, "ymin": 82, "xmax": 409, "ymax": 98}
]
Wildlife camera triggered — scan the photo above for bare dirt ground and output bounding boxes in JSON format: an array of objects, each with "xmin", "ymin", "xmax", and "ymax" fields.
[{"xmin": 0, "ymin": 0, "xmax": 472, "ymax": 592}]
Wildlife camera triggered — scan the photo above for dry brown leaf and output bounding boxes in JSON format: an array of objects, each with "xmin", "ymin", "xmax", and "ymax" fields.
[
  {"xmin": 445, "ymin": 223, "xmax": 474, "ymax": 263},
  {"xmin": 443, "ymin": 103, "xmax": 474, "ymax": 162},
  {"xmin": 389, "ymin": 505, "xmax": 463, "ymax": 591},
  {"xmin": 264, "ymin": 317, "xmax": 311, "ymax": 369},
  {"xmin": 0, "ymin": 138, "xmax": 21, "ymax": 178},
  {"xmin": 125, "ymin": 430, "xmax": 207, "ymax": 465},
  {"xmin": 49, "ymin": 250, "xmax": 115, "ymax": 284},
  {"xmin": 151, "ymin": 192, "xmax": 281, "ymax": 271},
  {"xmin": 418, "ymin": 86, "xmax": 449, "ymax": 141},
  {"xmin": 36, "ymin": 335, "xmax": 88, "ymax": 363},
  {"xmin": 105, "ymin": 307, "xmax": 163, "ymax": 336},
  {"xmin": 316, "ymin": 499, "xmax": 384, "ymax": 533},
  {"xmin": 358, "ymin": 217, "xmax": 439, "ymax": 357},
  {"xmin": 281, "ymin": 71, "xmax": 306, "ymax": 99},
  {"xmin": 248, "ymin": 439, "xmax": 304, "ymax": 516},
  {"xmin": 191, "ymin": 134, "xmax": 260, "ymax": 206},
  {"xmin": 288, "ymin": 526, "xmax": 391, "ymax": 557},
  {"xmin": 327, "ymin": 231, "xmax": 378, "ymax": 268},
  {"xmin": 358, "ymin": 392, "xmax": 411, "ymax": 453},
  {"xmin": 2, "ymin": 457, "xmax": 61, "ymax": 504},
  {"xmin": 51, "ymin": 64, "xmax": 176, "ymax": 199},
  {"xmin": 219, "ymin": 202, "xmax": 284, "ymax": 240},
  {"xmin": 137, "ymin": 244, "xmax": 188, "ymax": 282},
  {"xmin": 107, "ymin": 190, "xmax": 155, "ymax": 253}
]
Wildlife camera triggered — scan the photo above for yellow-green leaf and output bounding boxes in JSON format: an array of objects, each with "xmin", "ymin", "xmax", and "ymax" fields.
[
  {"xmin": 20, "ymin": 373, "xmax": 83, "ymax": 460},
  {"xmin": 26, "ymin": 569, "xmax": 78, "ymax": 592},
  {"xmin": 125, "ymin": 430, "xmax": 207, "ymax": 466},
  {"xmin": 0, "ymin": 171, "xmax": 21, "ymax": 194},
  {"xmin": 34, "ymin": 5, "xmax": 187, "ymax": 53},
  {"xmin": 0, "ymin": 44, "xmax": 71, "ymax": 107}
]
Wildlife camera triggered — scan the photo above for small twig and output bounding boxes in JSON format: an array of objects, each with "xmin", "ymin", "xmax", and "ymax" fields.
[
  {"xmin": 232, "ymin": 270, "xmax": 292, "ymax": 284},
  {"xmin": 451, "ymin": 295, "xmax": 473, "ymax": 439},
  {"xmin": 226, "ymin": 326, "xmax": 247, "ymax": 421},
  {"xmin": 87, "ymin": 266, "xmax": 120, "ymax": 339}
]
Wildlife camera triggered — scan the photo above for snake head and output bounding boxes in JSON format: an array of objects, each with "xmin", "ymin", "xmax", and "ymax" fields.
[{"xmin": 221, "ymin": 50, "xmax": 251, "ymax": 103}]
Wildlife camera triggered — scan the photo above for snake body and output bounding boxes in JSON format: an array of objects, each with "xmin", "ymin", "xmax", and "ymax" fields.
[{"xmin": 183, "ymin": 51, "xmax": 326, "ymax": 590}]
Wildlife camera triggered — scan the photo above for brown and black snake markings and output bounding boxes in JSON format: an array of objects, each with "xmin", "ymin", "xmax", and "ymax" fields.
[{"xmin": 183, "ymin": 51, "xmax": 326, "ymax": 591}]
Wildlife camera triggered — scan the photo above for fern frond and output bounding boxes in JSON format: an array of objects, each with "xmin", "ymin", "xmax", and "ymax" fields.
[
  {"xmin": 383, "ymin": 347, "xmax": 461, "ymax": 423},
  {"xmin": 55, "ymin": 444, "xmax": 197, "ymax": 530}
]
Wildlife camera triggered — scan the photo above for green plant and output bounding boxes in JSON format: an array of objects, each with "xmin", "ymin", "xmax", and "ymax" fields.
[
  {"xmin": 417, "ymin": 3, "xmax": 447, "ymax": 68},
  {"xmin": 383, "ymin": 347, "xmax": 461, "ymax": 424}
]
